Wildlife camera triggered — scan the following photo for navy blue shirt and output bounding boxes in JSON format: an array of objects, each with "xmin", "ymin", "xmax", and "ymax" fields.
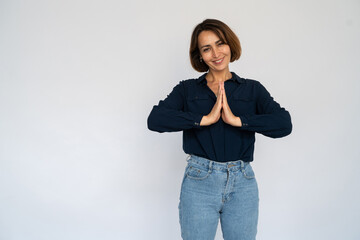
[{"xmin": 147, "ymin": 72, "xmax": 292, "ymax": 162}]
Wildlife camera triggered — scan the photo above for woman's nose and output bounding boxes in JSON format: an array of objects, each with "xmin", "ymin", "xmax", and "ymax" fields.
[{"xmin": 212, "ymin": 47, "xmax": 219, "ymax": 58}]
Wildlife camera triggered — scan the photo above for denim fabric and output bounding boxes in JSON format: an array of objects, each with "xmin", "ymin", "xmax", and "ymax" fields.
[{"xmin": 179, "ymin": 155, "xmax": 259, "ymax": 240}]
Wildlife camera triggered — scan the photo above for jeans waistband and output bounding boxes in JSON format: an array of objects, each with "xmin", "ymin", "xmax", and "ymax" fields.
[{"xmin": 187, "ymin": 155, "xmax": 248, "ymax": 172}]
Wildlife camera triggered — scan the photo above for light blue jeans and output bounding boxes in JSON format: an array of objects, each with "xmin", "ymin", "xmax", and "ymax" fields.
[{"xmin": 179, "ymin": 155, "xmax": 259, "ymax": 240}]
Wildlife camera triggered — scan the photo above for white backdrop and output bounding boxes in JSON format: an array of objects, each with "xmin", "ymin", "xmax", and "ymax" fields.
[{"xmin": 1, "ymin": 0, "xmax": 359, "ymax": 239}]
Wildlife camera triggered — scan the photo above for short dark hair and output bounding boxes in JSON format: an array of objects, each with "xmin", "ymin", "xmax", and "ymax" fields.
[{"xmin": 189, "ymin": 19, "xmax": 241, "ymax": 72}]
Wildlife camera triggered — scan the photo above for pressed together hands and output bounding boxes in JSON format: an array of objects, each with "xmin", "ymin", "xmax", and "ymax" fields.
[{"xmin": 200, "ymin": 81, "xmax": 242, "ymax": 127}]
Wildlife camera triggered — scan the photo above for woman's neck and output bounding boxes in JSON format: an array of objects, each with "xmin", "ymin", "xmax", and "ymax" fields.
[{"xmin": 205, "ymin": 69, "xmax": 232, "ymax": 83}]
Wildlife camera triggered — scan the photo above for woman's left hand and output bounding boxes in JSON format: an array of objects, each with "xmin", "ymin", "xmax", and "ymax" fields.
[{"xmin": 220, "ymin": 82, "xmax": 242, "ymax": 127}]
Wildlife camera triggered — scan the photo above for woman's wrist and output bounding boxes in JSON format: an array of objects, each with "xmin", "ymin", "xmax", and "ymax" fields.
[
  {"xmin": 200, "ymin": 115, "xmax": 209, "ymax": 126},
  {"xmin": 234, "ymin": 116, "xmax": 242, "ymax": 127},
  {"xmin": 200, "ymin": 114, "xmax": 218, "ymax": 126}
]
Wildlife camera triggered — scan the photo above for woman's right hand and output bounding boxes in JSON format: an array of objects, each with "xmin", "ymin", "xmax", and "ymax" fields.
[{"xmin": 200, "ymin": 82, "xmax": 222, "ymax": 126}]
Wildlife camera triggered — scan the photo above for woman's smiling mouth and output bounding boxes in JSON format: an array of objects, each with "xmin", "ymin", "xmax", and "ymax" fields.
[{"xmin": 213, "ymin": 57, "xmax": 224, "ymax": 64}]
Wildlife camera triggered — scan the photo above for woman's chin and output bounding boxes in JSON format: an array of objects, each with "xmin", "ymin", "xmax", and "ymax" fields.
[{"xmin": 209, "ymin": 65, "xmax": 229, "ymax": 73}]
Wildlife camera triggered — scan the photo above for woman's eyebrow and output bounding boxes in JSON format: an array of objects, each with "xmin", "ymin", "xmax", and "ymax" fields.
[
  {"xmin": 200, "ymin": 40, "xmax": 222, "ymax": 49},
  {"xmin": 200, "ymin": 44, "xmax": 211, "ymax": 49}
]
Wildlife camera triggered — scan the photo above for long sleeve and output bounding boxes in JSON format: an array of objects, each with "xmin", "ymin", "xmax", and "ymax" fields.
[
  {"xmin": 147, "ymin": 73, "xmax": 292, "ymax": 162},
  {"xmin": 147, "ymin": 82, "xmax": 203, "ymax": 133},
  {"xmin": 239, "ymin": 81, "xmax": 292, "ymax": 138}
]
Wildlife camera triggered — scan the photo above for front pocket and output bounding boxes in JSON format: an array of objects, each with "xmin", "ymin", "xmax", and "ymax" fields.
[
  {"xmin": 188, "ymin": 95, "xmax": 209, "ymax": 101},
  {"xmin": 242, "ymin": 163, "xmax": 255, "ymax": 179},
  {"xmin": 230, "ymin": 97, "xmax": 256, "ymax": 115},
  {"xmin": 186, "ymin": 95, "xmax": 213, "ymax": 115},
  {"xmin": 186, "ymin": 165, "xmax": 210, "ymax": 180}
]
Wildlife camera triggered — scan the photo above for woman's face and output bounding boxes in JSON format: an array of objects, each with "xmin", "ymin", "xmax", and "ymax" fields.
[{"xmin": 198, "ymin": 30, "xmax": 231, "ymax": 73}]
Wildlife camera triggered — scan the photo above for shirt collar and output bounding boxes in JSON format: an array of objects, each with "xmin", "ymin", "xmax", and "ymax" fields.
[{"xmin": 196, "ymin": 72, "xmax": 245, "ymax": 84}]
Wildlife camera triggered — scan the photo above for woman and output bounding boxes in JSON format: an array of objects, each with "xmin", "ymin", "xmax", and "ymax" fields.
[{"xmin": 147, "ymin": 19, "xmax": 292, "ymax": 240}]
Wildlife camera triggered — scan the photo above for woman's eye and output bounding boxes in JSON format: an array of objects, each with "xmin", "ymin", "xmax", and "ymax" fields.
[
  {"xmin": 203, "ymin": 48, "xmax": 210, "ymax": 52},
  {"xmin": 218, "ymin": 42, "xmax": 224, "ymax": 46}
]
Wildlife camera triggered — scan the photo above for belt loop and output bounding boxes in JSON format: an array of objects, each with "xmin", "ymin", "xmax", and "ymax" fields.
[
  {"xmin": 240, "ymin": 160, "xmax": 244, "ymax": 171},
  {"xmin": 186, "ymin": 155, "xmax": 191, "ymax": 162},
  {"xmin": 208, "ymin": 160, "xmax": 213, "ymax": 173}
]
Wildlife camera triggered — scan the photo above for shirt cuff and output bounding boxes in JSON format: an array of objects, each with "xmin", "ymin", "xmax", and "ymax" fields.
[
  {"xmin": 193, "ymin": 114, "xmax": 203, "ymax": 128},
  {"xmin": 239, "ymin": 115, "xmax": 249, "ymax": 128}
]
